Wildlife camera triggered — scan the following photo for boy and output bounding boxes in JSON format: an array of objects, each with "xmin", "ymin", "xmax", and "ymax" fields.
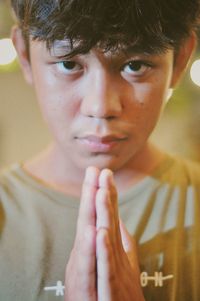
[{"xmin": 0, "ymin": 0, "xmax": 200, "ymax": 300}]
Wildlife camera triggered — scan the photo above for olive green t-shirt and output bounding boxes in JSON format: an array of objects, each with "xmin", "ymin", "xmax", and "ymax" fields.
[{"xmin": 0, "ymin": 154, "xmax": 200, "ymax": 301}]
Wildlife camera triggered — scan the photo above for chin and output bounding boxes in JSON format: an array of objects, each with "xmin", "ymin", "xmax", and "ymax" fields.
[{"xmin": 75, "ymin": 153, "xmax": 124, "ymax": 172}]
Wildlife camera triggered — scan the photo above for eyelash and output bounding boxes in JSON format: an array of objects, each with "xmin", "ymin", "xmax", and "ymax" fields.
[
  {"xmin": 55, "ymin": 59, "xmax": 154, "ymax": 77},
  {"xmin": 122, "ymin": 60, "xmax": 153, "ymax": 76},
  {"xmin": 56, "ymin": 61, "xmax": 83, "ymax": 74}
]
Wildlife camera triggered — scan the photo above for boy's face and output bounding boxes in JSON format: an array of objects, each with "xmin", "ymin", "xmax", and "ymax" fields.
[{"xmin": 18, "ymin": 37, "xmax": 186, "ymax": 171}]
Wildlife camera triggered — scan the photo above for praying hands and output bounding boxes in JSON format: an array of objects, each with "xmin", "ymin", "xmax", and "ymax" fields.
[{"xmin": 64, "ymin": 167, "xmax": 145, "ymax": 301}]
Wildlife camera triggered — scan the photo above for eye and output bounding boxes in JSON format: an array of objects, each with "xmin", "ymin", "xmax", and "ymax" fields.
[
  {"xmin": 56, "ymin": 60, "xmax": 82, "ymax": 74},
  {"xmin": 122, "ymin": 60, "xmax": 152, "ymax": 76}
]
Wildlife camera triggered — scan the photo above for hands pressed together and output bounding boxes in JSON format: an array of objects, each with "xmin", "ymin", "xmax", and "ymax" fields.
[{"xmin": 65, "ymin": 167, "xmax": 145, "ymax": 301}]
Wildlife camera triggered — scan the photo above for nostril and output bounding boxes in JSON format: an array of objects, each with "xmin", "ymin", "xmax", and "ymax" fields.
[
  {"xmin": 87, "ymin": 115, "xmax": 116, "ymax": 120},
  {"xmin": 106, "ymin": 116, "xmax": 116, "ymax": 120}
]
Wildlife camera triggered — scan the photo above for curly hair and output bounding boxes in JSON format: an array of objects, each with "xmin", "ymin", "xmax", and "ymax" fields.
[{"xmin": 10, "ymin": 0, "xmax": 200, "ymax": 56}]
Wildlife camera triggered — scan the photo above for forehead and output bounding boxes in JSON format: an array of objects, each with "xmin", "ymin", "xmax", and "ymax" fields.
[{"xmin": 47, "ymin": 39, "xmax": 170, "ymax": 58}]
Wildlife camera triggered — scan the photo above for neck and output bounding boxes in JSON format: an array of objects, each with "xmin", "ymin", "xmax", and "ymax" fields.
[{"xmin": 23, "ymin": 141, "xmax": 165, "ymax": 197}]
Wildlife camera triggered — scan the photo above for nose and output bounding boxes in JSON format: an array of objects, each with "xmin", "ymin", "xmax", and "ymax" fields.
[{"xmin": 80, "ymin": 69, "xmax": 123, "ymax": 119}]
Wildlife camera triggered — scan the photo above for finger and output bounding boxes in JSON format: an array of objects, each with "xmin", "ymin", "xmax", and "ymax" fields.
[
  {"xmin": 96, "ymin": 228, "xmax": 114, "ymax": 301},
  {"xmin": 97, "ymin": 169, "xmax": 121, "ymax": 244},
  {"xmin": 66, "ymin": 167, "xmax": 99, "ymax": 301},
  {"xmin": 65, "ymin": 225, "xmax": 97, "ymax": 300},
  {"xmin": 96, "ymin": 186, "xmax": 112, "ymax": 231},
  {"xmin": 76, "ymin": 166, "xmax": 100, "ymax": 243},
  {"xmin": 98, "ymin": 169, "xmax": 118, "ymax": 201},
  {"xmin": 77, "ymin": 225, "xmax": 96, "ymax": 275},
  {"xmin": 67, "ymin": 225, "xmax": 96, "ymax": 273}
]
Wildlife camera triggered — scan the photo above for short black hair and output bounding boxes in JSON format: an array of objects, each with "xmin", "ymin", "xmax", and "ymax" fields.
[{"xmin": 11, "ymin": 0, "xmax": 200, "ymax": 56}]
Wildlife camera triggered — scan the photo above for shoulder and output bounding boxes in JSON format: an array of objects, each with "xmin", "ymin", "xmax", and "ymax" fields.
[
  {"xmin": 0, "ymin": 163, "xmax": 21, "ymax": 192},
  {"xmin": 154, "ymin": 153, "xmax": 200, "ymax": 187},
  {"xmin": 0, "ymin": 164, "xmax": 20, "ymax": 236},
  {"xmin": 0, "ymin": 163, "xmax": 27, "ymax": 212},
  {"xmin": 170, "ymin": 154, "xmax": 200, "ymax": 183}
]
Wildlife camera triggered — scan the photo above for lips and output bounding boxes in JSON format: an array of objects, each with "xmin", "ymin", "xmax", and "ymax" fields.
[
  {"xmin": 83, "ymin": 134, "xmax": 126, "ymax": 142},
  {"xmin": 75, "ymin": 134, "xmax": 127, "ymax": 152}
]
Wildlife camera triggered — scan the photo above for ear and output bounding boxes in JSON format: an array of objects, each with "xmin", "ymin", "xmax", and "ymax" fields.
[
  {"xmin": 170, "ymin": 32, "xmax": 197, "ymax": 88},
  {"xmin": 11, "ymin": 26, "xmax": 33, "ymax": 85}
]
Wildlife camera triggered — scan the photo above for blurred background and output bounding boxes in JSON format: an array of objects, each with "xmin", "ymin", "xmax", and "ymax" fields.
[{"xmin": 0, "ymin": 0, "xmax": 200, "ymax": 168}]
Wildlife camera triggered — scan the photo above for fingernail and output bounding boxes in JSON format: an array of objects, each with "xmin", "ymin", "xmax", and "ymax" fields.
[
  {"xmin": 108, "ymin": 170, "xmax": 114, "ymax": 186},
  {"xmin": 84, "ymin": 166, "xmax": 99, "ymax": 184}
]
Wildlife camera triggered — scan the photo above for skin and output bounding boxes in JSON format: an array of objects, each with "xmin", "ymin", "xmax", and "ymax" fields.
[
  {"xmin": 28, "ymin": 42, "xmax": 172, "ymax": 178},
  {"xmin": 12, "ymin": 28, "xmax": 194, "ymax": 194},
  {"xmin": 12, "ymin": 27, "xmax": 195, "ymax": 300},
  {"xmin": 65, "ymin": 167, "xmax": 144, "ymax": 301}
]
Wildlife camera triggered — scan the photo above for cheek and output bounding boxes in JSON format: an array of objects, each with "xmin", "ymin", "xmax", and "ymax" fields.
[
  {"xmin": 32, "ymin": 69, "xmax": 81, "ymax": 126},
  {"xmin": 134, "ymin": 77, "xmax": 168, "ymax": 104},
  {"xmin": 125, "ymin": 81, "xmax": 168, "ymax": 133}
]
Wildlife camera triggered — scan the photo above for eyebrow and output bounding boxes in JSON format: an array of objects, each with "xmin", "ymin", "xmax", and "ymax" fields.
[
  {"xmin": 49, "ymin": 40, "xmax": 73, "ymax": 57},
  {"xmin": 121, "ymin": 44, "xmax": 167, "ymax": 56}
]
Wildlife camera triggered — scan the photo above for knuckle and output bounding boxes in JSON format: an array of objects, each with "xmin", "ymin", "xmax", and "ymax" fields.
[{"xmin": 97, "ymin": 187, "xmax": 109, "ymax": 200}]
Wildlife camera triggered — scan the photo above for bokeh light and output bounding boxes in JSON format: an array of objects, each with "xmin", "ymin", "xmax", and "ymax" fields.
[
  {"xmin": 190, "ymin": 59, "xmax": 200, "ymax": 87},
  {"xmin": 0, "ymin": 38, "xmax": 17, "ymax": 65}
]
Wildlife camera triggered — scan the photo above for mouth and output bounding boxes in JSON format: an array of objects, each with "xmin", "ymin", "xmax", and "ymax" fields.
[{"xmin": 75, "ymin": 134, "xmax": 128, "ymax": 153}]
